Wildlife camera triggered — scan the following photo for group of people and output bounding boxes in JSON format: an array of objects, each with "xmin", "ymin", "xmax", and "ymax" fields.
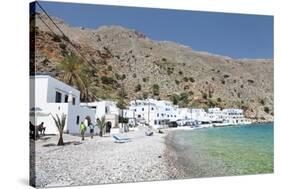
[
  {"xmin": 79, "ymin": 119, "xmax": 97, "ymax": 140},
  {"xmin": 30, "ymin": 121, "xmax": 46, "ymax": 140}
]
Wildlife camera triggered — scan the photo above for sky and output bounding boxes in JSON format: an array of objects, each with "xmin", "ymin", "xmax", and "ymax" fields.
[{"xmin": 34, "ymin": 1, "xmax": 273, "ymax": 59}]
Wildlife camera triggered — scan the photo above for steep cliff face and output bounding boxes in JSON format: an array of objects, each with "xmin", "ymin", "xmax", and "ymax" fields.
[{"xmin": 32, "ymin": 12, "xmax": 274, "ymax": 121}]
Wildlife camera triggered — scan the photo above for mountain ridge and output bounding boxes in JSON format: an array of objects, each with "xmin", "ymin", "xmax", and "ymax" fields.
[{"xmin": 32, "ymin": 12, "xmax": 274, "ymax": 122}]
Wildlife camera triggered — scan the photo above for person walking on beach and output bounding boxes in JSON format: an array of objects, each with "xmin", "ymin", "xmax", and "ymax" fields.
[
  {"xmin": 80, "ymin": 121, "xmax": 86, "ymax": 140},
  {"xmin": 88, "ymin": 122, "xmax": 94, "ymax": 139}
]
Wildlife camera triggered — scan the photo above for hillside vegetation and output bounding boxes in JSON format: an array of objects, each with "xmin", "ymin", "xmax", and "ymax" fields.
[{"xmin": 31, "ymin": 12, "xmax": 274, "ymax": 122}]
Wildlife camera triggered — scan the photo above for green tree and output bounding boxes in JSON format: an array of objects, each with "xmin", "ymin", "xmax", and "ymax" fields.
[
  {"xmin": 264, "ymin": 107, "xmax": 270, "ymax": 114},
  {"xmin": 152, "ymin": 84, "xmax": 160, "ymax": 96},
  {"xmin": 117, "ymin": 83, "xmax": 128, "ymax": 129},
  {"xmin": 101, "ymin": 76, "xmax": 115, "ymax": 85},
  {"xmin": 121, "ymin": 74, "xmax": 126, "ymax": 80},
  {"xmin": 135, "ymin": 84, "xmax": 142, "ymax": 92},
  {"xmin": 57, "ymin": 53, "xmax": 89, "ymax": 101},
  {"xmin": 180, "ymin": 92, "xmax": 188, "ymax": 101},
  {"xmin": 259, "ymin": 99, "xmax": 265, "ymax": 105},
  {"xmin": 97, "ymin": 116, "xmax": 106, "ymax": 137},
  {"xmin": 117, "ymin": 99, "xmax": 127, "ymax": 110},
  {"xmin": 107, "ymin": 65, "xmax": 112, "ymax": 71},
  {"xmin": 202, "ymin": 92, "xmax": 208, "ymax": 99},
  {"xmin": 117, "ymin": 99, "xmax": 127, "ymax": 129},
  {"xmin": 170, "ymin": 94, "xmax": 180, "ymax": 105},
  {"xmin": 189, "ymin": 77, "xmax": 195, "ymax": 83},
  {"xmin": 51, "ymin": 113, "xmax": 66, "ymax": 146},
  {"xmin": 59, "ymin": 43, "xmax": 66, "ymax": 50},
  {"xmin": 52, "ymin": 34, "xmax": 61, "ymax": 42},
  {"xmin": 142, "ymin": 92, "xmax": 148, "ymax": 99}
]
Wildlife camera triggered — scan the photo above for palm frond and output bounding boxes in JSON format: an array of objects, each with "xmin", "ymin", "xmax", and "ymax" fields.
[
  {"xmin": 56, "ymin": 114, "xmax": 62, "ymax": 127},
  {"xmin": 61, "ymin": 113, "xmax": 66, "ymax": 131},
  {"xmin": 52, "ymin": 113, "xmax": 67, "ymax": 133},
  {"xmin": 51, "ymin": 114, "xmax": 59, "ymax": 129}
]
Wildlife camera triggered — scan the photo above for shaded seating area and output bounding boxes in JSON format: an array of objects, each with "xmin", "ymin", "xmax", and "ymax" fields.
[{"xmin": 30, "ymin": 121, "xmax": 46, "ymax": 140}]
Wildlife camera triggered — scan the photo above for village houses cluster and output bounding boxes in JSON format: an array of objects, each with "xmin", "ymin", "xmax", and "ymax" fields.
[{"xmin": 30, "ymin": 75, "xmax": 251, "ymax": 134}]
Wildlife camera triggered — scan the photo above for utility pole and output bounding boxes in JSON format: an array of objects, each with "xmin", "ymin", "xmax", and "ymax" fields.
[
  {"xmin": 148, "ymin": 99, "xmax": 150, "ymax": 127},
  {"xmin": 121, "ymin": 82, "xmax": 124, "ymax": 129}
]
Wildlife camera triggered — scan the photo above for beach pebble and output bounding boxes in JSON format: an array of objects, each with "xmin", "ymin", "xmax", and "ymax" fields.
[{"xmin": 33, "ymin": 131, "xmax": 181, "ymax": 187}]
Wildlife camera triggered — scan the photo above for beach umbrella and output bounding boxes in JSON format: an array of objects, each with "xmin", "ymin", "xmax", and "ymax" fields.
[{"xmin": 30, "ymin": 107, "xmax": 50, "ymax": 125}]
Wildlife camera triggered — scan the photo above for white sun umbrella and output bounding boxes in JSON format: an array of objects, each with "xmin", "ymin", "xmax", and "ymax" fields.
[{"xmin": 30, "ymin": 107, "xmax": 50, "ymax": 125}]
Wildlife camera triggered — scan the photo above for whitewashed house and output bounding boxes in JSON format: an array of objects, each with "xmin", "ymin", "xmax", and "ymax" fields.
[
  {"xmin": 123, "ymin": 109, "xmax": 136, "ymax": 126},
  {"xmin": 177, "ymin": 108, "xmax": 193, "ymax": 125},
  {"xmin": 208, "ymin": 108, "xmax": 224, "ymax": 123},
  {"xmin": 30, "ymin": 75, "xmax": 96, "ymax": 134},
  {"xmin": 188, "ymin": 109, "xmax": 210, "ymax": 124},
  {"xmin": 222, "ymin": 108, "xmax": 249, "ymax": 125},
  {"xmin": 128, "ymin": 99, "xmax": 179, "ymax": 129},
  {"xmin": 207, "ymin": 107, "xmax": 251, "ymax": 126},
  {"xmin": 177, "ymin": 108, "xmax": 211, "ymax": 126},
  {"xmin": 81, "ymin": 101, "xmax": 119, "ymax": 133}
]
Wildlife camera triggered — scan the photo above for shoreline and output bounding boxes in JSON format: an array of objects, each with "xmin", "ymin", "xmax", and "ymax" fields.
[
  {"xmin": 33, "ymin": 123, "xmax": 273, "ymax": 187},
  {"xmin": 163, "ymin": 123, "xmax": 274, "ymax": 179},
  {"xmin": 163, "ymin": 121, "xmax": 274, "ymax": 131},
  {"xmin": 163, "ymin": 130, "xmax": 190, "ymax": 179}
]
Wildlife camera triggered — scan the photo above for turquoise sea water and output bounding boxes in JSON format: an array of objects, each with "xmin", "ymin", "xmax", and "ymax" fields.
[{"xmin": 166, "ymin": 123, "xmax": 273, "ymax": 178}]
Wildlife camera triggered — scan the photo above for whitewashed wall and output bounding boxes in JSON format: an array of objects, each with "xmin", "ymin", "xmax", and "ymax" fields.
[{"xmin": 30, "ymin": 75, "xmax": 96, "ymax": 134}]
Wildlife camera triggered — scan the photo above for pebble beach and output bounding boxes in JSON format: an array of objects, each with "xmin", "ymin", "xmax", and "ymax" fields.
[{"xmin": 32, "ymin": 129, "xmax": 185, "ymax": 188}]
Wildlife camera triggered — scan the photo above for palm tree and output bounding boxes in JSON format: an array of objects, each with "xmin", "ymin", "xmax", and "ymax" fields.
[
  {"xmin": 51, "ymin": 113, "xmax": 66, "ymax": 146},
  {"xmin": 97, "ymin": 116, "xmax": 106, "ymax": 137},
  {"xmin": 117, "ymin": 98, "xmax": 127, "ymax": 129},
  {"xmin": 117, "ymin": 82, "xmax": 128, "ymax": 129},
  {"xmin": 57, "ymin": 53, "xmax": 89, "ymax": 101}
]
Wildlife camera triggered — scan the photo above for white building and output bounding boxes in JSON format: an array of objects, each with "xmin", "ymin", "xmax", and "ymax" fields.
[
  {"xmin": 30, "ymin": 75, "xmax": 96, "ymax": 134},
  {"xmin": 81, "ymin": 101, "xmax": 119, "ymax": 133},
  {"xmin": 177, "ymin": 108, "xmax": 192, "ymax": 125},
  {"xmin": 177, "ymin": 108, "xmax": 211, "ymax": 126},
  {"xmin": 207, "ymin": 107, "xmax": 251, "ymax": 126},
  {"xmin": 222, "ymin": 108, "xmax": 248, "ymax": 125},
  {"xmin": 188, "ymin": 109, "xmax": 210, "ymax": 124},
  {"xmin": 123, "ymin": 109, "xmax": 136, "ymax": 126},
  {"xmin": 128, "ymin": 99, "xmax": 179, "ymax": 129},
  {"xmin": 208, "ymin": 108, "xmax": 224, "ymax": 123}
]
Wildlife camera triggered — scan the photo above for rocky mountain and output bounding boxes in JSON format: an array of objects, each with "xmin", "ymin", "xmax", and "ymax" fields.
[{"xmin": 31, "ymin": 12, "xmax": 274, "ymax": 122}]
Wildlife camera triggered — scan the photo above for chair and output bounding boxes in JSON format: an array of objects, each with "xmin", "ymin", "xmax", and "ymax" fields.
[
  {"xmin": 145, "ymin": 130, "xmax": 153, "ymax": 136},
  {"xmin": 112, "ymin": 134, "xmax": 131, "ymax": 143}
]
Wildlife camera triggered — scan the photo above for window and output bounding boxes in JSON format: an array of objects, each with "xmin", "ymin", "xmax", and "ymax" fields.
[
  {"xmin": 55, "ymin": 91, "xmax": 62, "ymax": 103},
  {"xmin": 76, "ymin": 116, "xmax": 80, "ymax": 124},
  {"xmin": 64, "ymin": 95, "xmax": 68, "ymax": 103},
  {"xmin": 151, "ymin": 107, "xmax": 154, "ymax": 110},
  {"xmin": 154, "ymin": 120, "xmax": 157, "ymax": 125},
  {"xmin": 138, "ymin": 115, "xmax": 141, "ymax": 118},
  {"xmin": 142, "ymin": 108, "xmax": 144, "ymax": 111},
  {"xmin": 157, "ymin": 113, "xmax": 159, "ymax": 117},
  {"xmin": 105, "ymin": 106, "xmax": 109, "ymax": 114},
  {"xmin": 72, "ymin": 97, "xmax": 76, "ymax": 105}
]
